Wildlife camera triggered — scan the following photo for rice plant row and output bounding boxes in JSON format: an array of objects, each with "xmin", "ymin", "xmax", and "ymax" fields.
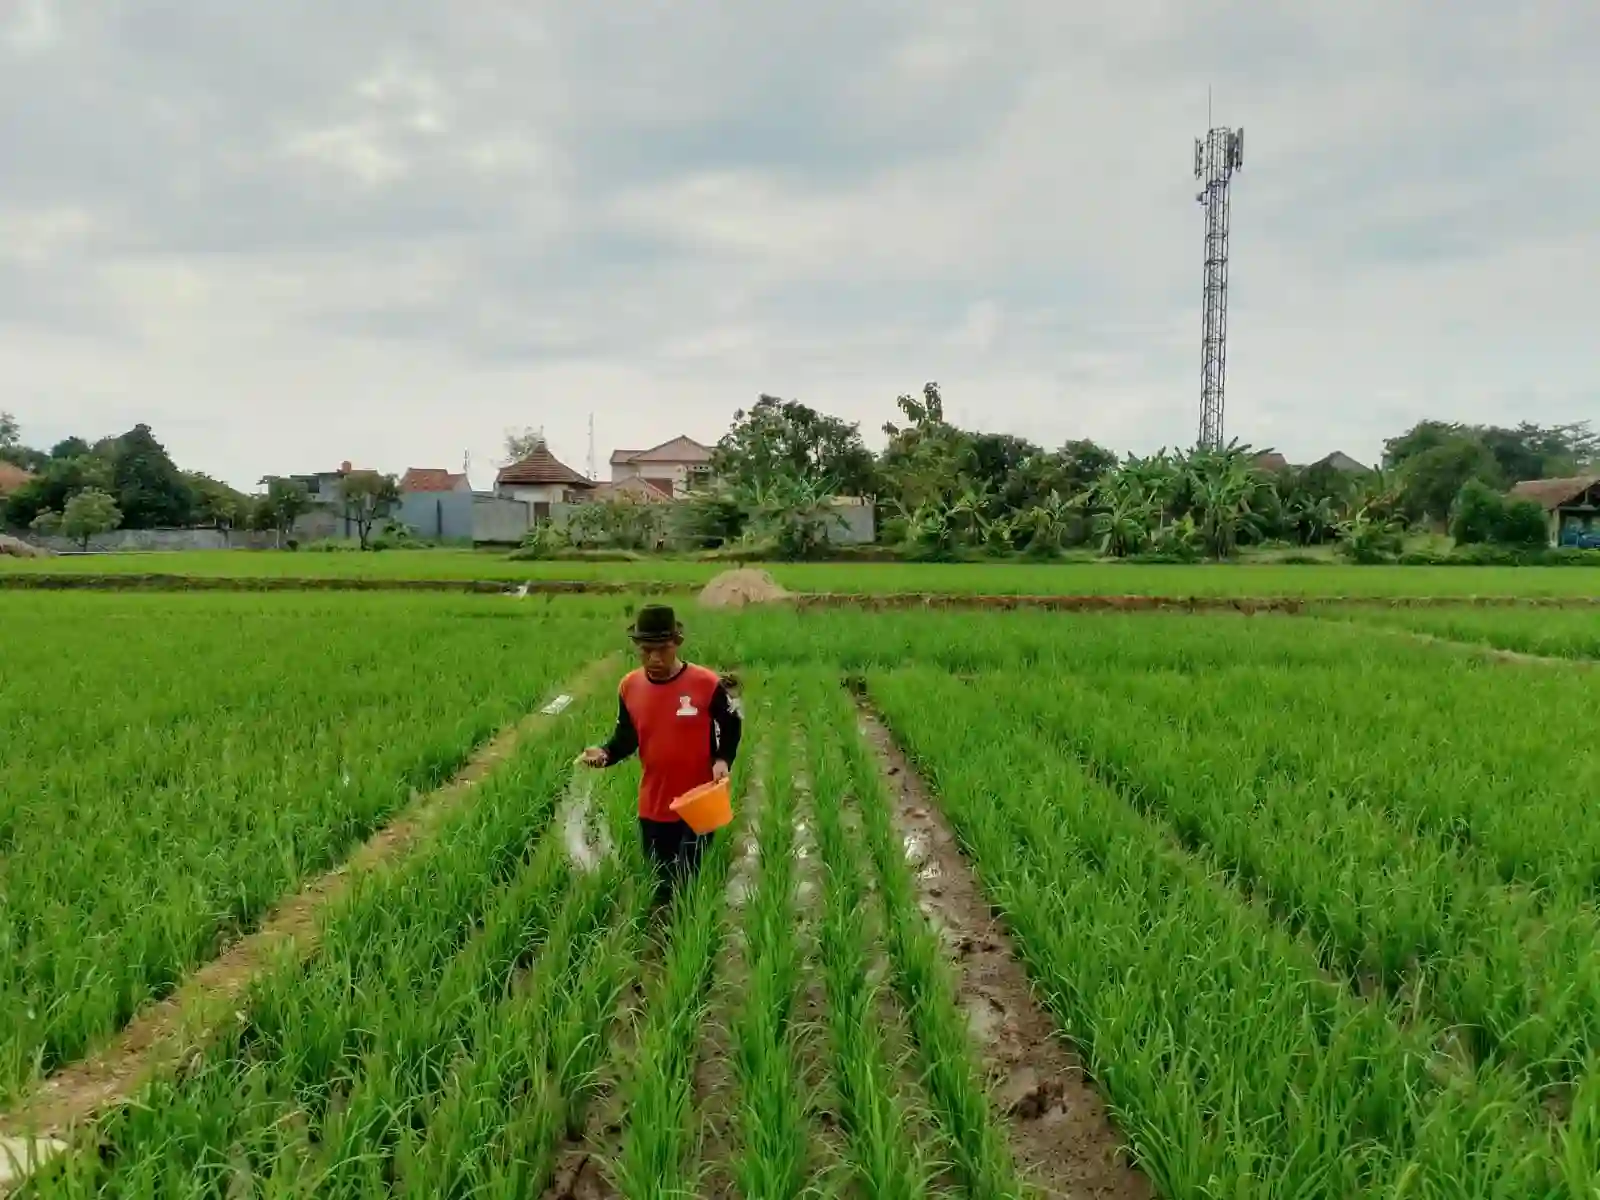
[
  {"xmin": 726, "ymin": 688, "xmax": 813, "ymax": 1200},
  {"xmin": 25, "ymin": 691, "xmax": 638, "ymax": 1195},
  {"xmin": 797, "ymin": 672, "xmax": 1027, "ymax": 1200},
  {"xmin": 869, "ymin": 668, "xmax": 1591, "ymax": 1198},
  {"xmin": 0, "ymin": 591, "xmax": 620, "ymax": 1105},
  {"xmin": 1015, "ymin": 663, "xmax": 1600, "ymax": 1086},
  {"xmin": 803, "ymin": 691, "xmax": 937, "ymax": 1200}
]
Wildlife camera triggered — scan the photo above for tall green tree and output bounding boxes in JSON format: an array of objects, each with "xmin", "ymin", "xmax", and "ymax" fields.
[
  {"xmin": 50, "ymin": 437, "xmax": 92, "ymax": 461},
  {"xmin": 109, "ymin": 424, "xmax": 194, "ymax": 528},
  {"xmin": 3, "ymin": 454, "xmax": 114, "ymax": 528},
  {"xmin": 1397, "ymin": 437, "xmax": 1503, "ymax": 524},
  {"xmin": 0, "ymin": 411, "xmax": 49, "ymax": 472},
  {"xmin": 261, "ymin": 478, "xmax": 312, "ymax": 546},
  {"xmin": 341, "ymin": 470, "xmax": 401, "ymax": 550},
  {"xmin": 36, "ymin": 488, "xmax": 124, "ymax": 550},
  {"xmin": 185, "ymin": 472, "xmax": 249, "ymax": 530},
  {"xmin": 713, "ymin": 396, "xmax": 878, "ymax": 497}
]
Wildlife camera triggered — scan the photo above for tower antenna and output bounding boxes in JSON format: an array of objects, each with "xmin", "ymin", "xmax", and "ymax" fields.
[
  {"xmin": 586, "ymin": 413, "xmax": 597, "ymax": 480},
  {"xmin": 1193, "ymin": 114, "xmax": 1244, "ymax": 451}
]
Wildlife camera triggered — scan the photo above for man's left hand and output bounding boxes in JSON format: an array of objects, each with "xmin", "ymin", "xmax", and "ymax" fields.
[{"xmin": 712, "ymin": 760, "xmax": 730, "ymax": 781}]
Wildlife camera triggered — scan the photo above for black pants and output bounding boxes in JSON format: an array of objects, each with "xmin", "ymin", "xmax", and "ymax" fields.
[{"xmin": 640, "ymin": 817, "xmax": 712, "ymax": 907}]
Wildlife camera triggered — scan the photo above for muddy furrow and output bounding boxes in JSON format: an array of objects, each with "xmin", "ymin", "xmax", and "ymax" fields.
[{"xmin": 854, "ymin": 701, "xmax": 1151, "ymax": 1200}]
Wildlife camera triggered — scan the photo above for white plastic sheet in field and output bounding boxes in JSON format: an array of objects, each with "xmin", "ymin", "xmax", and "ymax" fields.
[{"xmin": 540, "ymin": 693, "xmax": 574, "ymax": 716}]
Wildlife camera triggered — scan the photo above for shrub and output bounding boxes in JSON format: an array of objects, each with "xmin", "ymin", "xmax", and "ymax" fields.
[
  {"xmin": 1449, "ymin": 479, "xmax": 1503, "ymax": 545},
  {"xmin": 1497, "ymin": 498, "xmax": 1550, "ymax": 549}
]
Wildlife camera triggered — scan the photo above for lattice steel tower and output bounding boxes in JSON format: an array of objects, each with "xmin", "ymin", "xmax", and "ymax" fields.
[{"xmin": 1194, "ymin": 125, "xmax": 1244, "ymax": 450}]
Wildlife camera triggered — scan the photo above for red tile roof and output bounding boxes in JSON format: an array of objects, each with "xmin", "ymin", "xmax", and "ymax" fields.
[
  {"xmin": 497, "ymin": 442, "xmax": 593, "ymax": 487},
  {"xmin": 0, "ymin": 462, "xmax": 35, "ymax": 495},
  {"xmin": 400, "ymin": 467, "xmax": 466, "ymax": 493}
]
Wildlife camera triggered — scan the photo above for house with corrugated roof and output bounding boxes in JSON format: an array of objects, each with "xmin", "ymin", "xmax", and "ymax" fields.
[
  {"xmin": 495, "ymin": 439, "xmax": 595, "ymax": 520},
  {"xmin": 1509, "ymin": 476, "xmax": 1600, "ymax": 547},
  {"xmin": 609, "ymin": 436, "xmax": 714, "ymax": 498}
]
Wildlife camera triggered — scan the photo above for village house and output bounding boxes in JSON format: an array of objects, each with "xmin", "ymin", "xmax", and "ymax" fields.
[
  {"xmin": 398, "ymin": 467, "xmax": 470, "ymax": 495},
  {"xmin": 1509, "ymin": 476, "xmax": 1600, "ymax": 547},
  {"xmin": 609, "ymin": 436, "xmax": 714, "ymax": 498},
  {"xmin": 495, "ymin": 439, "xmax": 595, "ymax": 521},
  {"xmin": 266, "ymin": 460, "xmax": 369, "ymax": 540},
  {"xmin": 396, "ymin": 465, "xmax": 532, "ymax": 544}
]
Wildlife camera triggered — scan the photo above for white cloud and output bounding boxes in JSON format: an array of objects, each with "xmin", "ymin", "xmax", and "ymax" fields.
[{"xmin": 0, "ymin": 0, "xmax": 1595, "ymax": 487}]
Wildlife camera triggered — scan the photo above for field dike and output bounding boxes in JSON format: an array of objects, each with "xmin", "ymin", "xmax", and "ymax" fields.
[
  {"xmin": 0, "ymin": 654, "xmax": 621, "ymax": 1148},
  {"xmin": 850, "ymin": 687, "xmax": 1152, "ymax": 1200},
  {"xmin": 1320, "ymin": 616, "xmax": 1598, "ymax": 668}
]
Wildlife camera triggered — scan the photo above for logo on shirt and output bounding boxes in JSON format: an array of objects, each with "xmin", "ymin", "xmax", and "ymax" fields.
[{"xmin": 676, "ymin": 695, "xmax": 699, "ymax": 717}]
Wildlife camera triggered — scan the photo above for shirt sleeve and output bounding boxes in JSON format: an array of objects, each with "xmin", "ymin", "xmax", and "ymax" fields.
[
  {"xmin": 600, "ymin": 693, "xmax": 638, "ymax": 765},
  {"xmin": 710, "ymin": 677, "xmax": 743, "ymax": 765}
]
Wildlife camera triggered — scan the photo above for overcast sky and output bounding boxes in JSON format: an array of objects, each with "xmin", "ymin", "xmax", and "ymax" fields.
[{"xmin": 3, "ymin": 1, "xmax": 1595, "ymax": 491}]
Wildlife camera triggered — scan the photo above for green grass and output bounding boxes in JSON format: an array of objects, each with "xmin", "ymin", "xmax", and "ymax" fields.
[{"xmin": 6, "ymin": 546, "xmax": 1600, "ymax": 596}]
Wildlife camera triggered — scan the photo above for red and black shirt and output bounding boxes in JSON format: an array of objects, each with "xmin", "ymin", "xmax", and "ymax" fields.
[{"xmin": 600, "ymin": 663, "xmax": 743, "ymax": 822}]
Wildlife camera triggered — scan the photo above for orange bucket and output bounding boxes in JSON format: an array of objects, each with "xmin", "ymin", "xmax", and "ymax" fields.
[{"xmin": 670, "ymin": 777, "xmax": 733, "ymax": 835}]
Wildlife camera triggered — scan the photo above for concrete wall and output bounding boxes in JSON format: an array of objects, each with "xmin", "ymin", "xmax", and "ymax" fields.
[
  {"xmin": 396, "ymin": 492, "xmax": 531, "ymax": 544},
  {"xmin": 399, "ymin": 491, "xmax": 473, "ymax": 542},
  {"xmin": 824, "ymin": 499, "xmax": 875, "ymax": 545},
  {"xmin": 291, "ymin": 505, "xmax": 353, "ymax": 542},
  {"xmin": 27, "ymin": 527, "xmax": 281, "ymax": 553},
  {"xmin": 472, "ymin": 494, "xmax": 532, "ymax": 544}
]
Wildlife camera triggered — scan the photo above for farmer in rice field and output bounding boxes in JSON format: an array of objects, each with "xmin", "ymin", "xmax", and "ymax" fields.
[{"xmin": 580, "ymin": 604, "xmax": 742, "ymax": 907}]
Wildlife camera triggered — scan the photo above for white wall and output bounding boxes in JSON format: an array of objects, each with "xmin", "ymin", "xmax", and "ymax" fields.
[
  {"xmin": 501, "ymin": 484, "xmax": 574, "ymax": 505},
  {"xmin": 609, "ymin": 461, "xmax": 709, "ymax": 495}
]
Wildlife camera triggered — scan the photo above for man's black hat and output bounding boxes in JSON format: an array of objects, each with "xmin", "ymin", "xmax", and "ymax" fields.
[{"xmin": 629, "ymin": 604, "xmax": 682, "ymax": 645}]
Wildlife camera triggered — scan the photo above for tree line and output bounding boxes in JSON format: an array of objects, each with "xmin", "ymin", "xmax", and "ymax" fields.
[
  {"xmin": 693, "ymin": 388, "xmax": 1597, "ymax": 560},
  {"xmin": 8, "ymin": 399, "xmax": 1592, "ymax": 558},
  {"xmin": 0, "ymin": 414, "xmax": 400, "ymax": 549}
]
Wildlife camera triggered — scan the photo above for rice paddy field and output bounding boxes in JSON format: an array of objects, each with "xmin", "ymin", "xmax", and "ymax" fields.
[
  {"xmin": 3, "ymin": 584, "xmax": 1599, "ymax": 1197},
  {"xmin": 4, "ymin": 546, "xmax": 1600, "ymax": 598}
]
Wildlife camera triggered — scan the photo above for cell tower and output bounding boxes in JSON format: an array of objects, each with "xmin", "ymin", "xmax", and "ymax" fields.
[
  {"xmin": 1193, "ymin": 123, "xmax": 1244, "ymax": 450},
  {"xmin": 586, "ymin": 413, "xmax": 597, "ymax": 480}
]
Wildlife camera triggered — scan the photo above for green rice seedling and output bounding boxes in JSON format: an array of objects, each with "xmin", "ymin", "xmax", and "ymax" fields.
[
  {"xmin": 727, "ymin": 687, "xmax": 815, "ymax": 1200},
  {"xmin": 607, "ymin": 721, "xmax": 762, "ymax": 1200},
  {"xmin": 1557, "ymin": 1057, "xmax": 1600, "ymax": 1193},
  {"xmin": 796, "ymin": 673, "xmax": 1025, "ymax": 1200},
  {"xmin": 871, "ymin": 668, "xmax": 1566, "ymax": 1198},
  {"xmin": 0, "ymin": 590, "xmax": 620, "ymax": 1104},
  {"xmin": 390, "ymin": 867, "xmax": 643, "ymax": 1196},
  {"xmin": 1015, "ymin": 660, "xmax": 1600, "ymax": 1086},
  {"xmin": 802, "ymin": 690, "xmax": 934, "ymax": 1200},
  {"xmin": 26, "ymin": 693, "xmax": 609, "ymax": 1195}
]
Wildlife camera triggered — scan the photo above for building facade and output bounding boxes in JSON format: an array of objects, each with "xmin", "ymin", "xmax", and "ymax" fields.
[{"xmin": 609, "ymin": 436, "xmax": 714, "ymax": 497}]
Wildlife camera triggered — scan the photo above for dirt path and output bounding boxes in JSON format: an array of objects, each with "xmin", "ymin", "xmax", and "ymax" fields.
[
  {"xmin": 1, "ymin": 655, "xmax": 619, "ymax": 1141},
  {"xmin": 854, "ymin": 705, "xmax": 1152, "ymax": 1200},
  {"xmin": 1331, "ymin": 619, "xmax": 1596, "ymax": 669}
]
